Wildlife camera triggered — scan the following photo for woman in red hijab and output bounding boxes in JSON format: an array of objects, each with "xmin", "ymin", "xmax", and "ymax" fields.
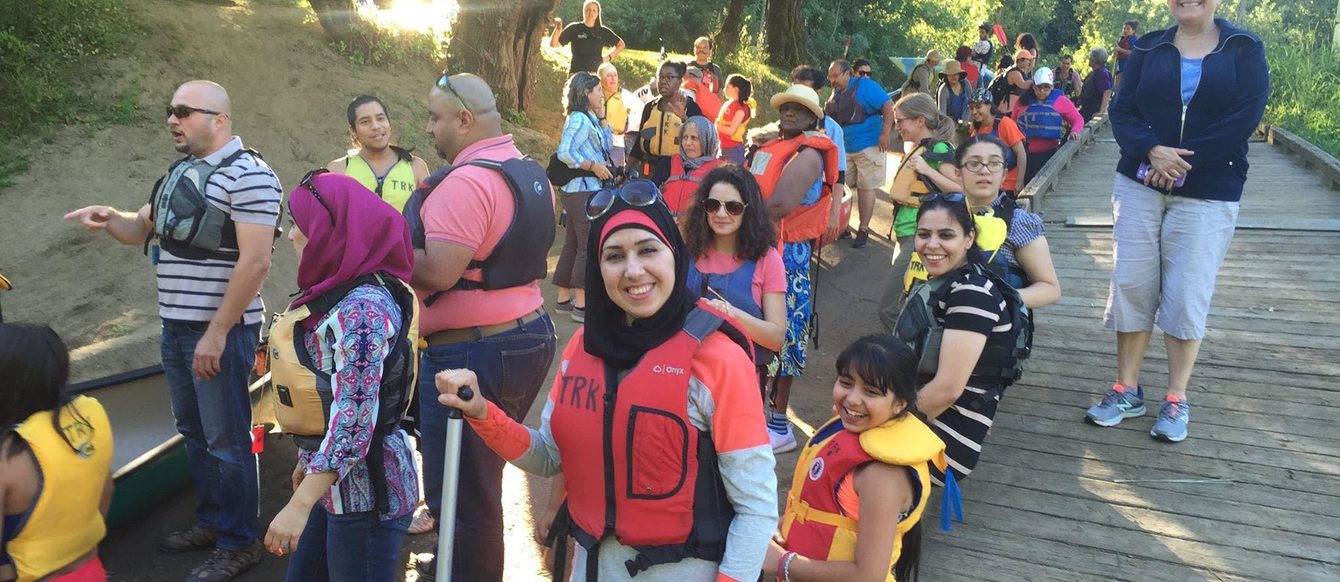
[{"xmin": 262, "ymin": 171, "xmax": 421, "ymax": 582}]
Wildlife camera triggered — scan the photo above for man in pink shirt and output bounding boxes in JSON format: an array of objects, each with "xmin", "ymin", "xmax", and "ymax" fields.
[
  {"xmin": 1012, "ymin": 66, "xmax": 1084, "ymax": 189},
  {"xmin": 411, "ymin": 73, "xmax": 557, "ymax": 581}
]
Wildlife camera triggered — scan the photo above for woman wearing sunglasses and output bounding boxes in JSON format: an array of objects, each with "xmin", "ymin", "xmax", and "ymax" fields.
[
  {"xmin": 433, "ymin": 184, "xmax": 777, "ymax": 581},
  {"xmin": 263, "ymin": 172, "xmax": 421, "ymax": 582},
  {"xmin": 891, "ymin": 194, "xmax": 1030, "ymax": 486},
  {"xmin": 682, "ymin": 165, "xmax": 787, "ymax": 388}
]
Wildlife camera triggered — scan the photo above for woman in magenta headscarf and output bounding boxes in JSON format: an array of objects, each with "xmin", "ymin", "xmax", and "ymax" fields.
[{"xmin": 262, "ymin": 172, "xmax": 420, "ymax": 582}]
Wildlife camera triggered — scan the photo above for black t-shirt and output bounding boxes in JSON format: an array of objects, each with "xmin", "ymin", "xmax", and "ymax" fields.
[{"xmin": 558, "ymin": 23, "xmax": 622, "ymax": 73}]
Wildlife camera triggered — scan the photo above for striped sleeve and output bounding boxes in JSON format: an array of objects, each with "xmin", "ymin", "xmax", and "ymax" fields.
[
  {"xmin": 937, "ymin": 271, "xmax": 1010, "ymax": 335},
  {"xmin": 211, "ymin": 153, "xmax": 283, "ymax": 225}
]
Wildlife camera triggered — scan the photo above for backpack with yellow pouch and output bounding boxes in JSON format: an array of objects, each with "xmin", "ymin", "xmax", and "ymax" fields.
[{"xmin": 268, "ymin": 271, "xmax": 420, "ymax": 512}]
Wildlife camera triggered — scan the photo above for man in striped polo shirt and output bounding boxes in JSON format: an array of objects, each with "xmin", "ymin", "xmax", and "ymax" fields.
[{"xmin": 66, "ymin": 80, "xmax": 280, "ymax": 581}]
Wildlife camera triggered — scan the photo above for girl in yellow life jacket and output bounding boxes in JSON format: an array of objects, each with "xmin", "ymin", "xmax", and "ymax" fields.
[
  {"xmin": 0, "ymin": 323, "xmax": 114, "ymax": 582},
  {"xmin": 764, "ymin": 335, "xmax": 947, "ymax": 582}
]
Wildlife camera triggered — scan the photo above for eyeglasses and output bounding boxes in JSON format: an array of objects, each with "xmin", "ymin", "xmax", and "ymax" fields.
[
  {"xmin": 856, "ymin": 70, "xmax": 872, "ymax": 77},
  {"xmin": 702, "ymin": 198, "xmax": 746, "ymax": 216},
  {"xmin": 436, "ymin": 71, "xmax": 470, "ymax": 111},
  {"xmin": 961, "ymin": 160, "xmax": 1007, "ymax": 174},
  {"xmin": 166, "ymin": 104, "xmax": 221, "ymax": 119},
  {"xmin": 922, "ymin": 192, "xmax": 967, "ymax": 204},
  {"xmin": 586, "ymin": 179, "xmax": 661, "ymax": 220},
  {"xmin": 296, "ymin": 169, "xmax": 337, "ymax": 224}
]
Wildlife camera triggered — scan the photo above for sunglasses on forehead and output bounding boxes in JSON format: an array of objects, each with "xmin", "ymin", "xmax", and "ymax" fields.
[
  {"xmin": 586, "ymin": 179, "xmax": 661, "ymax": 220},
  {"xmin": 702, "ymin": 198, "xmax": 746, "ymax": 216},
  {"xmin": 436, "ymin": 71, "xmax": 469, "ymax": 110},
  {"xmin": 295, "ymin": 169, "xmax": 337, "ymax": 224}
]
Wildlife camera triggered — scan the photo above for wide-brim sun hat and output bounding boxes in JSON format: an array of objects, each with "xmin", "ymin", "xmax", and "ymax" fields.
[
  {"xmin": 939, "ymin": 60, "xmax": 964, "ymax": 78},
  {"xmin": 770, "ymin": 84, "xmax": 824, "ymax": 119}
]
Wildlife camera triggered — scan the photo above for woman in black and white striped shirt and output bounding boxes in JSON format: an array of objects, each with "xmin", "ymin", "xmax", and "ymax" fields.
[{"xmin": 892, "ymin": 194, "xmax": 1021, "ymax": 484}]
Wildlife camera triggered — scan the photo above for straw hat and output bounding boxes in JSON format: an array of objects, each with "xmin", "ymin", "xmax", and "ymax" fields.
[
  {"xmin": 770, "ymin": 84, "xmax": 824, "ymax": 118},
  {"xmin": 939, "ymin": 60, "xmax": 964, "ymax": 79}
]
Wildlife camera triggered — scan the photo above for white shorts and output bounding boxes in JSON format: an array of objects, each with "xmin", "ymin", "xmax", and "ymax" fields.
[{"xmin": 1104, "ymin": 174, "xmax": 1239, "ymax": 340}]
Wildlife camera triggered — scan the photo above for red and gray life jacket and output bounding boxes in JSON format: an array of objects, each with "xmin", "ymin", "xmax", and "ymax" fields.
[
  {"xmin": 550, "ymin": 303, "xmax": 752, "ymax": 578},
  {"xmin": 402, "ymin": 157, "xmax": 556, "ymax": 305}
]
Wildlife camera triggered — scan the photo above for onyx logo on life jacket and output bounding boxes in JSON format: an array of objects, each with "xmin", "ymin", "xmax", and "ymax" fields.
[{"xmin": 652, "ymin": 363, "xmax": 687, "ymax": 375}]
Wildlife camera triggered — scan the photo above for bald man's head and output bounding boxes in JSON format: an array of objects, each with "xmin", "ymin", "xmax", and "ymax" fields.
[
  {"xmin": 168, "ymin": 80, "xmax": 233, "ymax": 156},
  {"xmin": 425, "ymin": 73, "xmax": 503, "ymax": 162}
]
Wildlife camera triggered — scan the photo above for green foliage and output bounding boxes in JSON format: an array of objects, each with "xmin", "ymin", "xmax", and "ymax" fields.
[{"xmin": 0, "ymin": 0, "xmax": 135, "ymax": 187}]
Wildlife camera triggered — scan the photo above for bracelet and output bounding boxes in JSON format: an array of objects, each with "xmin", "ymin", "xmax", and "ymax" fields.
[
  {"xmin": 775, "ymin": 551, "xmax": 791, "ymax": 582},
  {"xmin": 782, "ymin": 551, "xmax": 799, "ymax": 582}
]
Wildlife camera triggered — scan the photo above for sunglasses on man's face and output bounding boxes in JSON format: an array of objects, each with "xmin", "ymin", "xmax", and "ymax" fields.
[
  {"xmin": 702, "ymin": 198, "xmax": 746, "ymax": 216},
  {"xmin": 856, "ymin": 70, "xmax": 872, "ymax": 77},
  {"xmin": 166, "ymin": 104, "xmax": 221, "ymax": 119},
  {"xmin": 296, "ymin": 169, "xmax": 337, "ymax": 224}
]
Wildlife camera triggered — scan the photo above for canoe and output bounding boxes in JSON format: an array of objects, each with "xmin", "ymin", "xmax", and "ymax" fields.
[{"xmin": 66, "ymin": 366, "xmax": 271, "ymax": 529}]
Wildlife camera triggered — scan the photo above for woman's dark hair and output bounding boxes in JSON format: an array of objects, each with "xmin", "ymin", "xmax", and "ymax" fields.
[
  {"xmin": 998, "ymin": 54, "xmax": 1014, "ymax": 70},
  {"xmin": 790, "ymin": 65, "xmax": 826, "ymax": 90},
  {"xmin": 955, "ymin": 134, "xmax": 1010, "ymax": 166},
  {"xmin": 1015, "ymin": 33, "xmax": 1038, "ymax": 53},
  {"xmin": 725, "ymin": 74, "xmax": 752, "ymax": 104},
  {"xmin": 917, "ymin": 194, "xmax": 984, "ymax": 264},
  {"xmin": 564, "ymin": 71, "xmax": 601, "ymax": 115},
  {"xmin": 955, "ymin": 45, "xmax": 973, "ymax": 62},
  {"xmin": 346, "ymin": 95, "xmax": 389, "ymax": 128},
  {"xmin": 659, "ymin": 60, "xmax": 688, "ymax": 79},
  {"xmin": 682, "ymin": 165, "xmax": 776, "ymax": 262},
  {"xmin": 835, "ymin": 334, "xmax": 925, "ymax": 581},
  {"xmin": 0, "ymin": 323, "xmax": 83, "ymax": 458}
]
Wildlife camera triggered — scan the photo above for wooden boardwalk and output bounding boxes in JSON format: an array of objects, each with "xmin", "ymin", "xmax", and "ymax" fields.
[{"xmin": 918, "ymin": 126, "xmax": 1340, "ymax": 581}]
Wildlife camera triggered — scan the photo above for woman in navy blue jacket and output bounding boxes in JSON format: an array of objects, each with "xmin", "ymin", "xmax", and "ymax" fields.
[{"xmin": 1085, "ymin": 1, "xmax": 1268, "ymax": 444}]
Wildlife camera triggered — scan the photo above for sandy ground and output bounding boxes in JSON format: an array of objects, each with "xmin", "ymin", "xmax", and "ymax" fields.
[{"xmin": 2, "ymin": 0, "xmax": 909, "ymax": 579}]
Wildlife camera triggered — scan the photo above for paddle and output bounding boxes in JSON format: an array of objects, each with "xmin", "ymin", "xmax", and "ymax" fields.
[{"xmin": 435, "ymin": 385, "xmax": 475, "ymax": 581}]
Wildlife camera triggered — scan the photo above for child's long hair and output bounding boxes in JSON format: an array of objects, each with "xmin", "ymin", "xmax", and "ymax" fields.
[
  {"xmin": 0, "ymin": 323, "xmax": 86, "ymax": 458},
  {"xmin": 834, "ymin": 334, "xmax": 924, "ymax": 580}
]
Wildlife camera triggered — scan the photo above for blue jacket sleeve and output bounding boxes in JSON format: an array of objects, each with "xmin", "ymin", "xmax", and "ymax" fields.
[
  {"xmin": 1181, "ymin": 39, "xmax": 1269, "ymax": 162},
  {"xmin": 1109, "ymin": 47, "xmax": 1162, "ymax": 161},
  {"xmin": 557, "ymin": 113, "xmax": 587, "ymax": 168}
]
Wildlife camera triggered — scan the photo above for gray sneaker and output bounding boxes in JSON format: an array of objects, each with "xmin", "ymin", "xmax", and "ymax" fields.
[
  {"xmin": 1150, "ymin": 398, "xmax": 1190, "ymax": 442},
  {"xmin": 158, "ymin": 524, "xmax": 217, "ymax": 553},
  {"xmin": 1084, "ymin": 384, "xmax": 1146, "ymax": 427},
  {"xmin": 185, "ymin": 540, "xmax": 263, "ymax": 582}
]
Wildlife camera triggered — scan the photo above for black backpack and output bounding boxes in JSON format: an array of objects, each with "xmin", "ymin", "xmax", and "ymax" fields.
[
  {"xmin": 988, "ymin": 66, "xmax": 1018, "ymax": 109},
  {"xmin": 402, "ymin": 157, "xmax": 556, "ymax": 305}
]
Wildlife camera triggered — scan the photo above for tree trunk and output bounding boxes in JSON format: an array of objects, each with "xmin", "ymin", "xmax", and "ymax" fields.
[
  {"xmin": 307, "ymin": 0, "xmax": 369, "ymax": 53},
  {"xmin": 714, "ymin": 0, "xmax": 749, "ymax": 57},
  {"xmin": 449, "ymin": 0, "xmax": 559, "ymax": 114},
  {"xmin": 764, "ymin": 0, "xmax": 810, "ymax": 68}
]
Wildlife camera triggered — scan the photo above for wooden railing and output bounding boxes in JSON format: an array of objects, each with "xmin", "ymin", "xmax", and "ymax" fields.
[
  {"xmin": 1264, "ymin": 125, "xmax": 1340, "ymax": 189},
  {"xmin": 1016, "ymin": 114, "xmax": 1109, "ymax": 215}
]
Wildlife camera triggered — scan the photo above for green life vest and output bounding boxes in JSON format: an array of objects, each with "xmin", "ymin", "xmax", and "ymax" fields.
[{"xmin": 344, "ymin": 149, "xmax": 418, "ymax": 212}]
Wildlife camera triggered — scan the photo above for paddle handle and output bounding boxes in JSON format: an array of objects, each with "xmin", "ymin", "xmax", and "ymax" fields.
[{"xmin": 436, "ymin": 386, "xmax": 473, "ymax": 581}]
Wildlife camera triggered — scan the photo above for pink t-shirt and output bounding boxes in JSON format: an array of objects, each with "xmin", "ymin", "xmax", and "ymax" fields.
[
  {"xmin": 692, "ymin": 246, "xmax": 786, "ymax": 305},
  {"xmin": 416, "ymin": 134, "xmax": 545, "ymax": 333}
]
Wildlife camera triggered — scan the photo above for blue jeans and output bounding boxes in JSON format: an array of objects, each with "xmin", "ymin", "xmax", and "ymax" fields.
[
  {"xmin": 418, "ymin": 313, "xmax": 556, "ymax": 582},
  {"xmin": 160, "ymin": 320, "xmax": 261, "ymax": 551},
  {"xmin": 285, "ymin": 509, "xmax": 411, "ymax": 582}
]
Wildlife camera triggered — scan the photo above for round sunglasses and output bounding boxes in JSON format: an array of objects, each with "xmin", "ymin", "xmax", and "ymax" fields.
[
  {"xmin": 702, "ymin": 198, "xmax": 746, "ymax": 216},
  {"xmin": 585, "ymin": 179, "xmax": 662, "ymax": 220}
]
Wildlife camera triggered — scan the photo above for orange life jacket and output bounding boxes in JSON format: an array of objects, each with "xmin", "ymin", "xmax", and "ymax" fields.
[
  {"xmin": 550, "ymin": 303, "xmax": 752, "ymax": 574},
  {"xmin": 780, "ymin": 415, "xmax": 947, "ymax": 580},
  {"xmin": 662, "ymin": 157, "xmax": 722, "ymax": 215},
  {"xmin": 748, "ymin": 131, "xmax": 841, "ymax": 243}
]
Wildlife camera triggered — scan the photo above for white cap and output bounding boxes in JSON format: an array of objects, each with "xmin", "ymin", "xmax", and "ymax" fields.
[{"xmin": 1033, "ymin": 67, "xmax": 1054, "ymax": 86}]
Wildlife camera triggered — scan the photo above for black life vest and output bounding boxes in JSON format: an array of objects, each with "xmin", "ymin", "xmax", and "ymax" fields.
[
  {"xmin": 402, "ymin": 157, "xmax": 556, "ymax": 306},
  {"xmin": 144, "ymin": 148, "xmax": 259, "ymax": 261}
]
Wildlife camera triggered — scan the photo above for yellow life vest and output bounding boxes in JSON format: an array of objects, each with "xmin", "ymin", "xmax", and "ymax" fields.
[
  {"xmin": 640, "ymin": 101, "xmax": 684, "ymax": 158},
  {"xmin": 780, "ymin": 415, "xmax": 946, "ymax": 580},
  {"xmin": 269, "ymin": 273, "xmax": 420, "ymax": 443},
  {"xmin": 603, "ymin": 88, "xmax": 629, "ymax": 134},
  {"xmin": 343, "ymin": 151, "xmax": 418, "ymax": 212},
  {"xmin": 8, "ymin": 396, "xmax": 113, "ymax": 582},
  {"xmin": 902, "ymin": 204, "xmax": 1011, "ymax": 294}
]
